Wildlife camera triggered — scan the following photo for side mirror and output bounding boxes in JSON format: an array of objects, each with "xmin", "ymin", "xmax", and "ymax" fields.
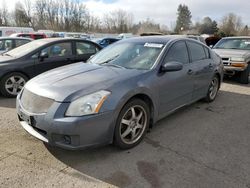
[
  {"xmin": 161, "ymin": 61, "xmax": 183, "ymax": 72},
  {"xmin": 39, "ymin": 51, "xmax": 49, "ymax": 61}
]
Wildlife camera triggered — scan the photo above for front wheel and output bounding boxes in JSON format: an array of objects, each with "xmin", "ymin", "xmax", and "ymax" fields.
[
  {"xmin": 114, "ymin": 99, "xmax": 150, "ymax": 149},
  {"xmin": 0, "ymin": 72, "xmax": 28, "ymax": 97},
  {"xmin": 204, "ymin": 75, "xmax": 220, "ymax": 102},
  {"xmin": 239, "ymin": 64, "xmax": 249, "ymax": 84}
]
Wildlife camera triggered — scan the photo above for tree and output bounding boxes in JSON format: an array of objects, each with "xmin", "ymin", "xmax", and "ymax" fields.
[
  {"xmin": 102, "ymin": 9, "xmax": 133, "ymax": 33},
  {"xmin": 14, "ymin": 1, "xmax": 32, "ymax": 27},
  {"xmin": 0, "ymin": 0, "xmax": 10, "ymax": 26},
  {"xmin": 175, "ymin": 4, "xmax": 192, "ymax": 33},
  {"xmin": 219, "ymin": 13, "xmax": 243, "ymax": 36},
  {"xmin": 198, "ymin": 17, "xmax": 218, "ymax": 34},
  {"xmin": 239, "ymin": 25, "xmax": 249, "ymax": 36}
]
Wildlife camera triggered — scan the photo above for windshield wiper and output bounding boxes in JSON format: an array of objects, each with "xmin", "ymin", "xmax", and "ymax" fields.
[
  {"xmin": 99, "ymin": 55, "xmax": 119, "ymax": 65},
  {"xmin": 3, "ymin": 53, "xmax": 12, "ymax": 57},
  {"xmin": 104, "ymin": 63, "xmax": 125, "ymax": 69}
]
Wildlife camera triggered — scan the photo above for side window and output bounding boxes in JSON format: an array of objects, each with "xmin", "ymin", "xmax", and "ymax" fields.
[
  {"xmin": 76, "ymin": 42, "xmax": 98, "ymax": 55},
  {"xmin": 41, "ymin": 42, "xmax": 72, "ymax": 58},
  {"xmin": 16, "ymin": 39, "xmax": 30, "ymax": 47},
  {"xmin": 187, "ymin": 41, "xmax": 206, "ymax": 62},
  {"xmin": 0, "ymin": 40, "xmax": 13, "ymax": 51},
  {"xmin": 0, "ymin": 40, "xmax": 4, "ymax": 50},
  {"xmin": 203, "ymin": 47, "xmax": 210, "ymax": 59},
  {"xmin": 165, "ymin": 41, "xmax": 189, "ymax": 64},
  {"xmin": 34, "ymin": 35, "xmax": 45, "ymax": 40},
  {"xmin": 20, "ymin": 34, "xmax": 32, "ymax": 39}
]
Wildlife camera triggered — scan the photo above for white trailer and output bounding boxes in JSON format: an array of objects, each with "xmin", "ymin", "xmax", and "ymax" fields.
[{"xmin": 0, "ymin": 27, "xmax": 34, "ymax": 37}]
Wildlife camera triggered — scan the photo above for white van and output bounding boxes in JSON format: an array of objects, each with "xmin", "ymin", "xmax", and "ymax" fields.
[{"xmin": 0, "ymin": 27, "xmax": 34, "ymax": 37}]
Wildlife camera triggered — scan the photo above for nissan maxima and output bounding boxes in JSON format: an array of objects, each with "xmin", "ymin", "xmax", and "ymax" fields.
[{"xmin": 17, "ymin": 36, "xmax": 223, "ymax": 150}]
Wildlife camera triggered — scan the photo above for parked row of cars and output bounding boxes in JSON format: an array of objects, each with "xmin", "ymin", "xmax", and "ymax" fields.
[{"xmin": 0, "ymin": 33, "xmax": 248, "ymax": 150}]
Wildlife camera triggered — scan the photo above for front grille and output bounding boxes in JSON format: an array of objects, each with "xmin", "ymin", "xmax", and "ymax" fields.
[
  {"xmin": 20, "ymin": 88, "xmax": 54, "ymax": 114},
  {"xmin": 222, "ymin": 57, "xmax": 230, "ymax": 61},
  {"xmin": 221, "ymin": 57, "xmax": 230, "ymax": 66}
]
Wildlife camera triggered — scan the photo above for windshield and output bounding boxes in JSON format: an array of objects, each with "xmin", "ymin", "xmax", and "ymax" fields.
[
  {"xmin": 214, "ymin": 38, "xmax": 250, "ymax": 50},
  {"xmin": 88, "ymin": 42, "xmax": 164, "ymax": 70},
  {"xmin": 4, "ymin": 40, "xmax": 48, "ymax": 58}
]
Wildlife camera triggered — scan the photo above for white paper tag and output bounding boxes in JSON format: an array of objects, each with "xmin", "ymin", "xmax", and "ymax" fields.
[{"xmin": 144, "ymin": 43, "xmax": 163, "ymax": 48}]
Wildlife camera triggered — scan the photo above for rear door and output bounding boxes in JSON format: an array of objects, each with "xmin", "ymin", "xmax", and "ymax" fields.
[
  {"xmin": 157, "ymin": 40, "xmax": 194, "ymax": 117},
  {"xmin": 14, "ymin": 39, "xmax": 31, "ymax": 48},
  {"xmin": 186, "ymin": 41, "xmax": 215, "ymax": 100},
  {"xmin": 34, "ymin": 41, "xmax": 74, "ymax": 75}
]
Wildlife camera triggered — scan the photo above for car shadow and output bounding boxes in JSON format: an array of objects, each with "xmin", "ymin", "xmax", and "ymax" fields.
[
  {"xmin": 0, "ymin": 95, "xmax": 16, "ymax": 108},
  {"xmin": 44, "ymin": 89, "xmax": 250, "ymax": 187},
  {"xmin": 223, "ymin": 75, "xmax": 250, "ymax": 87}
]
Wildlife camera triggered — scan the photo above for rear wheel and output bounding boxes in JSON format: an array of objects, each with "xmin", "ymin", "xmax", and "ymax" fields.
[
  {"xmin": 0, "ymin": 72, "xmax": 28, "ymax": 97},
  {"xmin": 114, "ymin": 99, "xmax": 150, "ymax": 149},
  {"xmin": 239, "ymin": 64, "xmax": 249, "ymax": 84},
  {"xmin": 204, "ymin": 75, "xmax": 219, "ymax": 102}
]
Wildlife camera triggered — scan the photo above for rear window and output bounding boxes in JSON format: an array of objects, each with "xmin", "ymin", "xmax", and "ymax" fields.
[
  {"xmin": 34, "ymin": 35, "xmax": 45, "ymax": 40},
  {"xmin": 203, "ymin": 47, "xmax": 210, "ymax": 59}
]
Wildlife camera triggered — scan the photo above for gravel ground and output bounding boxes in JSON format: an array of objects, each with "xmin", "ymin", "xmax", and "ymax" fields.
[{"xmin": 0, "ymin": 78, "xmax": 249, "ymax": 188}]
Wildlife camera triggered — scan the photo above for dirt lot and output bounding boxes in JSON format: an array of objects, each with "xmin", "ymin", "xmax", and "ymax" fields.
[{"xmin": 0, "ymin": 78, "xmax": 250, "ymax": 188}]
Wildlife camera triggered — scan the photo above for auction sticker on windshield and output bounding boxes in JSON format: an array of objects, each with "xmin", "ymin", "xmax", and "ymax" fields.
[{"xmin": 144, "ymin": 43, "xmax": 164, "ymax": 48}]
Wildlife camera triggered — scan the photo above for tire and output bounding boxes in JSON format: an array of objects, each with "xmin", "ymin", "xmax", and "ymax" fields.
[
  {"xmin": 204, "ymin": 75, "xmax": 220, "ymax": 102},
  {"xmin": 239, "ymin": 64, "xmax": 249, "ymax": 84},
  {"xmin": 0, "ymin": 72, "xmax": 28, "ymax": 98},
  {"xmin": 114, "ymin": 99, "xmax": 150, "ymax": 149}
]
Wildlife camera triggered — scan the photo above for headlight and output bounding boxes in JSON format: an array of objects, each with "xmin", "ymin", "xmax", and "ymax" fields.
[
  {"xmin": 65, "ymin": 90, "xmax": 111, "ymax": 116},
  {"xmin": 230, "ymin": 57, "xmax": 245, "ymax": 62}
]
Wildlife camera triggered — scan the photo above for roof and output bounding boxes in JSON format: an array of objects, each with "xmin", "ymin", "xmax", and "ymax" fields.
[
  {"xmin": 119, "ymin": 35, "xmax": 191, "ymax": 44},
  {"xmin": 0, "ymin": 37, "xmax": 33, "ymax": 41},
  {"xmin": 33, "ymin": 37, "xmax": 91, "ymax": 43},
  {"xmin": 223, "ymin": 36, "xmax": 250, "ymax": 39}
]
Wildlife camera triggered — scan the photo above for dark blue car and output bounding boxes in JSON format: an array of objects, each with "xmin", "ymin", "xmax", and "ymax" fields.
[{"xmin": 95, "ymin": 37, "xmax": 120, "ymax": 48}]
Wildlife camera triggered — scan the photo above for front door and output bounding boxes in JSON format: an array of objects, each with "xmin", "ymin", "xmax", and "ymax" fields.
[
  {"xmin": 157, "ymin": 41, "xmax": 194, "ymax": 117},
  {"xmin": 35, "ymin": 42, "xmax": 74, "ymax": 75}
]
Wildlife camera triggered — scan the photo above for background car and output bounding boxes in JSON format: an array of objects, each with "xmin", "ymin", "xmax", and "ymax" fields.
[
  {"xmin": 0, "ymin": 38, "xmax": 102, "ymax": 97},
  {"xmin": 0, "ymin": 37, "xmax": 32, "ymax": 54},
  {"xmin": 10, "ymin": 33, "xmax": 47, "ymax": 40},
  {"xmin": 213, "ymin": 36, "xmax": 250, "ymax": 84},
  {"xmin": 94, "ymin": 37, "xmax": 120, "ymax": 48},
  {"xmin": 16, "ymin": 36, "xmax": 223, "ymax": 150}
]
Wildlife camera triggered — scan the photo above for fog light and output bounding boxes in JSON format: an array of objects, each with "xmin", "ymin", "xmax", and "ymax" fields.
[{"xmin": 64, "ymin": 135, "xmax": 71, "ymax": 144}]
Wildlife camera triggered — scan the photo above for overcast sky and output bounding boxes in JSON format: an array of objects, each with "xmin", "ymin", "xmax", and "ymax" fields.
[{"xmin": 1, "ymin": 0, "xmax": 250, "ymax": 29}]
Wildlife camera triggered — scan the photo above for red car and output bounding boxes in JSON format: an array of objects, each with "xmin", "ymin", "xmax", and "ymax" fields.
[{"xmin": 10, "ymin": 33, "xmax": 47, "ymax": 40}]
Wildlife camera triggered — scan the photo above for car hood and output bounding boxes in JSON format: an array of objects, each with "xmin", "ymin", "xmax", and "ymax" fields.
[
  {"xmin": 0, "ymin": 55, "xmax": 15, "ymax": 63},
  {"xmin": 25, "ymin": 62, "xmax": 143, "ymax": 102},
  {"xmin": 213, "ymin": 49, "xmax": 249, "ymax": 58}
]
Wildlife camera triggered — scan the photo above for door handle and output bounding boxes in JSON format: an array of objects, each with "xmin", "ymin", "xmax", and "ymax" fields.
[
  {"xmin": 187, "ymin": 69, "xmax": 193, "ymax": 75},
  {"xmin": 209, "ymin": 63, "xmax": 213, "ymax": 68}
]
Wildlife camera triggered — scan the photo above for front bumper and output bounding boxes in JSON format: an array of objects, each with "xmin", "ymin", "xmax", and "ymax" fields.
[{"xmin": 16, "ymin": 96, "xmax": 116, "ymax": 150}]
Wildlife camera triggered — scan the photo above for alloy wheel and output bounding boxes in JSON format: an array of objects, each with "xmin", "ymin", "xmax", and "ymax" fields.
[
  {"xmin": 5, "ymin": 75, "xmax": 26, "ymax": 96},
  {"xmin": 119, "ymin": 105, "xmax": 147, "ymax": 145}
]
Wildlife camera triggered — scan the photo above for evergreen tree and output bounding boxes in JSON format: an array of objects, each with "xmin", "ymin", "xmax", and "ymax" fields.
[{"xmin": 175, "ymin": 4, "xmax": 192, "ymax": 33}]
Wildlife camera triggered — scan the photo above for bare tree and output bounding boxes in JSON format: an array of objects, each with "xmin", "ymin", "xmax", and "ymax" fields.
[
  {"xmin": 102, "ymin": 9, "xmax": 134, "ymax": 33},
  {"xmin": 220, "ymin": 13, "xmax": 243, "ymax": 36},
  {"xmin": 0, "ymin": 0, "xmax": 10, "ymax": 26},
  {"xmin": 14, "ymin": 1, "xmax": 32, "ymax": 27}
]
